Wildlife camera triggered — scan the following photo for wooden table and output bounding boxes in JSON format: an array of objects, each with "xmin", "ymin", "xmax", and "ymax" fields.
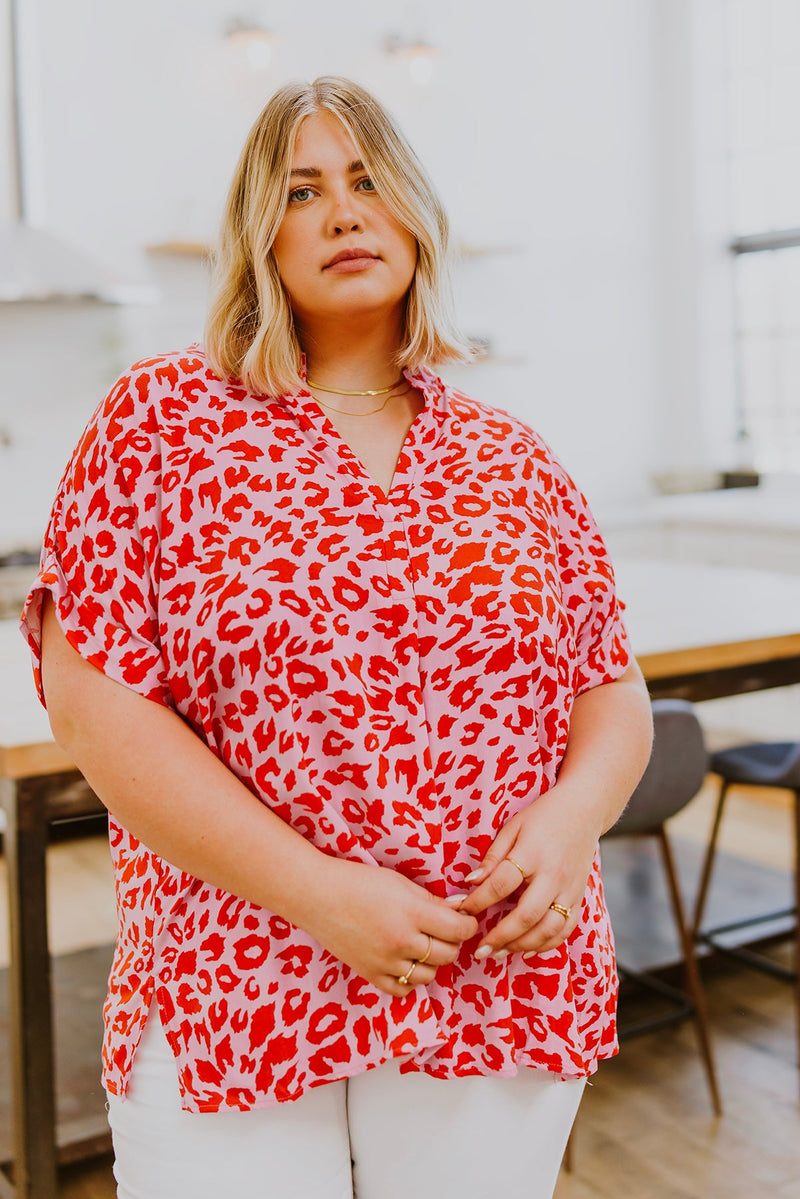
[
  {"xmin": 0, "ymin": 624, "xmax": 106, "ymax": 1199},
  {"xmin": 2, "ymin": 557, "xmax": 800, "ymax": 1197},
  {"xmin": 615, "ymin": 558, "xmax": 800, "ymax": 702}
]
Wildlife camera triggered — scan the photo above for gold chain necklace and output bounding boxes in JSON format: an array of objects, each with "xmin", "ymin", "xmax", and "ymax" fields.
[
  {"xmin": 314, "ymin": 392, "xmax": 399, "ymax": 416},
  {"xmin": 306, "ymin": 376, "xmax": 404, "ymax": 396},
  {"xmin": 307, "ymin": 375, "xmax": 407, "ymax": 417}
]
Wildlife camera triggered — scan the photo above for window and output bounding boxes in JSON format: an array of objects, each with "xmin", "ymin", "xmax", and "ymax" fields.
[{"xmin": 727, "ymin": 0, "xmax": 800, "ymax": 471}]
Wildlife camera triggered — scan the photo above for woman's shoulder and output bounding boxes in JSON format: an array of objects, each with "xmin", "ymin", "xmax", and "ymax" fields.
[
  {"xmin": 115, "ymin": 343, "xmax": 225, "ymax": 404},
  {"xmin": 425, "ymin": 372, "xmax": 587, "ymax": 507},
  {"xmin": 125, "ymin": 342, "xmax": 210, "ymax": 380},
  {"xmin": 92, "ymin": 344, "xmax": 247, "ymax": 432},
  {"xmin": 433, "ymin": 375, "xmax": 557, "ymax": 461}
]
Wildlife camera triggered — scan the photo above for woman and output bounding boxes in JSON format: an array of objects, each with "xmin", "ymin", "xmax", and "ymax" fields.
[{"xmin": 23, "ymin": 77, "xmax": 653, "ymax": 1198}]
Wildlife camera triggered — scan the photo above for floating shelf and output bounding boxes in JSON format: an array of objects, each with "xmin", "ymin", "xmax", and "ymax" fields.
[
  {"xmin": 145, "ymin": 241, "xmax": 213, "ymax": 258},
  {"xmin": 456, "ymin": 243, "xmax": 525, "ymax": 259}
]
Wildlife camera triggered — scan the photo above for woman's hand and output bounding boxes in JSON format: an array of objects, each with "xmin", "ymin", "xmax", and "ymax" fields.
[
  {"xmin": 300, "ymin": 858, "xmax": 479, "ymax": 997},
  {"xmin": 456, "ymin": 663, "xmax": 654, "ymax": 960},
  {"xmin": 453, "ymin": 783, "xmax": 600, "ymax": 958}
]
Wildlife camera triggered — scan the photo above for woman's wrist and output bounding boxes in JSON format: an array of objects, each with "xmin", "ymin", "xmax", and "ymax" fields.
[
  {"xmin": 554, "ymin": 666, "xmax": 654, "ymax": 836},
  {"xmin": 534, "ymin": 779, "xmax": 607, "ymax": 845},
  {"xmin": 279, "ymin": 849, "xmax": 348, "ymax": 936}
]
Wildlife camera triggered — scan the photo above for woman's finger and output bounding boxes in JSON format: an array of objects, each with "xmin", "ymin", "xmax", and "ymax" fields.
[
  {"xmin": 396, "ymin": 961, "xmax": 437, "ymax": 988},
  {"xmin": 423, "ymin": 898, "xmax": 479, "ymax": 944},
  {"xmin": 475, "ymin": 890, "xmax": 579, "ymax": 958},
  {"xmin": 457, "ymin": 856, "xmax": 530, "ymax": 918},
  {"xmin": 411, "ymin": 932, "xmax": 463, "ymax": 970},
  {"xmin": 387, "ymin": 923, "xmax": 473, "ymax": 994},
  {"xmin": 512, "ymin": 908, "xmax": 580, "ymax": 957},
  {"xmin": 382, "ymin": 961, "xmax": 438, "ymax": 997},
  {"xmin": 388, "ymin": 952, "xmax": 444, "ymax": 994},
  {"xmin": 461, "ymin": 819, "xmax": 521, "ymax": 890}
]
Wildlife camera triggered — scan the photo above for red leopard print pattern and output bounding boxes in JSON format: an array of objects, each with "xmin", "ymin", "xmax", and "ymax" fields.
[{"xmin": 22, "ymin": 347, "xmax": 630, "ymax": 1111}]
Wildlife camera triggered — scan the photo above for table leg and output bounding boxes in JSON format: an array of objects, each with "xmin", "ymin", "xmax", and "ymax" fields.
[{"xmin": 1, "ymin": 776, "xmax": 58, "ymax": 1199}]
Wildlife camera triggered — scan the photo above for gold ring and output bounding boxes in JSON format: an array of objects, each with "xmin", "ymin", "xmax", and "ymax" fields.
[
  {"xmin": 549, "ymin": 902, "xmax": 571, "ymax": 920},
  {"xmin": 398, "ymin": 961, "xmax": 418, "ymax": 986},
  {"xmin": 418, "ymin": 934, "xmax": 433, "ymax": 965},
  {"xmin": 507, "ymin": 857, "xmax": 528, "ymax": 880}
]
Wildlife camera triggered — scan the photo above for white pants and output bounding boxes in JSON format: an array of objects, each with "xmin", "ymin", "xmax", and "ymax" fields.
[{"xmin": 107, "ymin": 1011, "xmax": 585, "ymax": 1199}]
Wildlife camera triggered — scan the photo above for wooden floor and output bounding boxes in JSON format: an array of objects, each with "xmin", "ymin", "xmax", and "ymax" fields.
[
  {"xmin": 60, "ymin": 1157, "xmax": 116, "ymax": 1199},
  {"xmin": 556, "ymin": 950, "xmax": 799, "ymax": 1199}
]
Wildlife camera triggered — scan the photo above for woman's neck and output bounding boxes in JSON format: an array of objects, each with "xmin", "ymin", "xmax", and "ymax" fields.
[{"xmin": 299, "ymin": 315, "xmax": 405, "ymax": 393}]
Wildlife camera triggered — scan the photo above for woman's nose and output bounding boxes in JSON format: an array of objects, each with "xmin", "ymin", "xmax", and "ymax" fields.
[{"xmin": 327, "ymin": 192, "xmax": 362, "ymax": 236}]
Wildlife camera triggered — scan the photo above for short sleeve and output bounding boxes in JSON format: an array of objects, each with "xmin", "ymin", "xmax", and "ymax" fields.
[
  {"xmin": 540, "ymin": 451, "xmax": 631, "ymax": 696},
  {"xmin": 20, "ymin": 369, "xmax": 173, "ymax": 710}
]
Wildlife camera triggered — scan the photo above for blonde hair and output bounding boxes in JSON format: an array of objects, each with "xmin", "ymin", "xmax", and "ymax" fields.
[{"xmin": 205, "ymin": 76, "xmax": 471, "ymax": 397}]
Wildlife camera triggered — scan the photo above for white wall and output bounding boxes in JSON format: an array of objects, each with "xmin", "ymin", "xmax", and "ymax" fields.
[
  {"xmin": 0, "ymin": 0, "xmax": 15, "ymax": 224},
  {"xmin": 0, "ymin": 0, "xmax": 735, "ymax": 551}
]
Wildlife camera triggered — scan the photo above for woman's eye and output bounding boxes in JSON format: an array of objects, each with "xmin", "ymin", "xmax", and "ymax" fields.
[
  {"xmin": 356, "ymin": 177, "xmax": 376, "ymax": 193},
  {"xmin": 289, "ymin": 186, "xmax": 313, "ymax": 203}
]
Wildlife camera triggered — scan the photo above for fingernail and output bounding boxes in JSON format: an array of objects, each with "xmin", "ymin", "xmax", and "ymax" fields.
[
  {"xmin": 523, "ymin": 951, "xmax": 537, "ymax": 960},
  {"xmin": 474, "ymin": 945, "xmax": 492, "ymax": 960},
  {"xmin": 492, "ymin": 949, "xmax": 509, "ymax": 960},
  {"xmin": 464, "ymin": 869, "xmax": 485, "ymax": 884},
  {"xmin": 445, "ymin": 892, "xmax": 468, "ymax": 906}
]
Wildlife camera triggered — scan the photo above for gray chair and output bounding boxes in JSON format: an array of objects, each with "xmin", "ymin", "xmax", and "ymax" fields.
[
  {"xmin": 692, "ymin": 740, "xmax": 800, "ymax": 1063},
  {"xmin": 603, "ymin": 698, "xmax": 722, "ymax": 1115}
]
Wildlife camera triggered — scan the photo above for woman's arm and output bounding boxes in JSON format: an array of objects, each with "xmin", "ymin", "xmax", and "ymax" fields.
[
  {"xmin": 456, "ymin": 661, "xmax": 654, "ymax": 957},
  {"xmin": 40, "ymin": 597, "xmax": 477, "ymax": 993}
]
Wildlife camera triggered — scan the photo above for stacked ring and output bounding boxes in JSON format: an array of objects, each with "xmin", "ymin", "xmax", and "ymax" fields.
[
  {"xmin": 398, "ymin": 962, "xmax": 417, "ymax": 986},
  {"xmin": 549, "ymin": 902, "xmax": 571, "ymax": 920},
  {"xmin": 398, "ymin": 930, "xmax": 434, "ymax": 987},
  {"xmin": 399, "ymin": 934, "xmax": 434, "ymax": 985}
]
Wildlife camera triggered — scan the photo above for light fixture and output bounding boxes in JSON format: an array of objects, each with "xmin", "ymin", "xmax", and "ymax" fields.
[
  {"xmin": 225, "ymin": 18, "xmax": 280, "ymax": 71},
  {"xmin": 384, "ymin": 33, "xmax": 439, "ymax": 86}
]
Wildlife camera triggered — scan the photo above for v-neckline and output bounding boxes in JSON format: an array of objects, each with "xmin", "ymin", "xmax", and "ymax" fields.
[
  {"xmin": 291, "ymin": 367, "xmax": 437, "ymax": 503},
  {"xmin": 316, "ymin": 399, "xmax": 426, "ymax": 498}
]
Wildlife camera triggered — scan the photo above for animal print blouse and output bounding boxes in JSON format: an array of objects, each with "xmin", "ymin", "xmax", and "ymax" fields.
[{"xmin": 22, "ymin": 347, "xmax": 630, "ymax": 1112}]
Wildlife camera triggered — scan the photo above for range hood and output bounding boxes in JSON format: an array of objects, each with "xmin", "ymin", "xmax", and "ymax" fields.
[
  {"xmin": 0, "ymin": 222, "xmax": 152, "ymax": 304},
  {"xmin": 2, "ymin": 0, "xmax": 150, "ymax": 304}
]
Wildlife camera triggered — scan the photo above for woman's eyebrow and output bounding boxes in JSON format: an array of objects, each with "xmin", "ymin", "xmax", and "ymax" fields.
[{"xmin": 289, "ymin": 160, "xmax": 365, "ymax": 179}]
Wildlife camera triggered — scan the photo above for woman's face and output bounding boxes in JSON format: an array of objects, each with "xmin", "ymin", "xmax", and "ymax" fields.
[{"xmin": 271, "ymin": 110, "xmax": 418, "ymax": 332}]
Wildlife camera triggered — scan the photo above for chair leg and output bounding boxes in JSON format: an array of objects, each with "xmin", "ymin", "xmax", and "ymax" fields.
[
  {"xmin": 795, "ymin": 790, "xmax": 800, "ymax": 1073},
  {"xmin": 692, "ymin": 777, "xmax": 731, "ymax": 939},
  {"xmin": 562, "ymin": 1128, "xmax": 575, "ymax": 1173},
  {"xmin": 659, "ymin": 827, "xmax": 723, "ymax": 1116}
]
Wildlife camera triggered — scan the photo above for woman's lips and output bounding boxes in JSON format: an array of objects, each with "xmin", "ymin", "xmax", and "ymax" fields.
[{"xmin": 321, "ymin": 256, "xmax": 379, "ymax": 274}]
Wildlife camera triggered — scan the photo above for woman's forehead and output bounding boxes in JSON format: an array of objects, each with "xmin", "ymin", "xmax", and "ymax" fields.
[{"xmin": 291, "ymin": 110, "xmax": 360, "ymax": 168}]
